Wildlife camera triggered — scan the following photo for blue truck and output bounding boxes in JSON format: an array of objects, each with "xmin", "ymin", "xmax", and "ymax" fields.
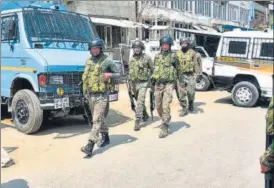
[{"xmin": 1, "ymin": 1, "xmax": 119, "ymax": 134}]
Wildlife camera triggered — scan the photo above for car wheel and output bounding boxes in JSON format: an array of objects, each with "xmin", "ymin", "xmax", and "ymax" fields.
[{"xmin": 231, "ymin": 81, "xmax": 259, "ymax": 107}]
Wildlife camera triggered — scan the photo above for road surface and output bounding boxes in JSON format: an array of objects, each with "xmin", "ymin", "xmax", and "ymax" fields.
[{"xmin": 1, "ymin": 85, "xmax": 268, "ymax": 188}]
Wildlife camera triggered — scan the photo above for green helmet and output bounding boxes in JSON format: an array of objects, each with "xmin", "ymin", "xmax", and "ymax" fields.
[
  {"xmin": 132, "ymin": 40, "xmax": 145, "ymax": 50},
  {"xmin": 159, "ymin": 35, "xmax": 174, "ymax": 46},
  {"xmin": 88, "ymin": 38, "xmax": 104, "ymax": 50},
  {"xmin": 179, "ymin": 38, "xmax": 190, "ymax": 46}
]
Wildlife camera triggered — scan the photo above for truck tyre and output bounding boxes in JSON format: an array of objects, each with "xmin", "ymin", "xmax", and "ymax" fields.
[
  {"xmin": 195, "ymin": 74, "xmax": 211, "ymax": 91},
  {"xmin": 231, "ymin": 81, "xmax": 259, "ymax": 107},
  {"xmin": 11, "ymin": 89, "xmax": 43, "ymax": 134}
]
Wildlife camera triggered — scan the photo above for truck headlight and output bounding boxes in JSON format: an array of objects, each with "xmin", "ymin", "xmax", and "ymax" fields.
[{"xmin": 49, "ymin": 75, "xmax": 63, "ymax": 85}]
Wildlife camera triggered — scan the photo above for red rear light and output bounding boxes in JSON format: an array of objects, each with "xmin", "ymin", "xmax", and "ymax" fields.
[{"xmin": 39, "ymin": 75, "xmax": 47, "ymax": 87}]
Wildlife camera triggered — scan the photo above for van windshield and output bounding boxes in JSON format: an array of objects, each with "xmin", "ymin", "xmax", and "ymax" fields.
[{"xmin": 23, "ymin": 8, "xmax": 98, "ymax": 49}]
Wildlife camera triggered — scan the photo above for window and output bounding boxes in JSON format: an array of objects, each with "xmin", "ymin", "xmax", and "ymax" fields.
[
  {"xmin": 228, "ymin": 41, "xmax": 246, "ymax": 54},
  {"xmin": 1, "ymin": 15, "xmax": 19, "ymax": 42},
  {"xmin": 171, "ymin": 0, "xmax": 179, "ymax": 10},
  {"xmin": 195, "ymin": 48, "xmax": 207, "ymax": 57},
  {"xmin": 240, "ymin": 8, "xmax": 248, "ymax": 23},
  {"xmin": 228, "ymin": 4, "xmax": 238, "ymax": 21},
  {"xmin": 260, "ymin": 43, "xmax": 273, "ymax": 58},
  {"xmin": 158, "ymin": 1, "xmax": 167, "ymax": 7},
  {"xmin": 213, "ymin": 2, "xmax": 226, "ymax": 20},
  {"xmin": 195, "ymin": 1, "xmax": 211, "ymax": 17},
  {"xmin": 221, "ymin": 37, "xmax": 250, "ymax": 58},
  {"xmin": 253, "ymin": 38, "xmax": 274, "ymax": 60}
]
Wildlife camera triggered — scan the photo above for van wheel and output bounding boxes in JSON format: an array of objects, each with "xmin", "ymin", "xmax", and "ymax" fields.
[
  {"xmin": 231, "ymin": 81, "xmax": 259, "ymax": 107},
  {"xmin": 11, "ymin": 89, "xmax": 43, "ymax": 134},
  {"xmin": 195, "ymin": 75, "xmax": 211, "ymax": 91}
]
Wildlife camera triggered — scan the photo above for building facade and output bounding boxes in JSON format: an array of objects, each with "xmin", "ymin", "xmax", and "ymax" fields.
[
  {"xmin": 65, "ymin": 1, "xmax": 140, "ymax": 49},
  {"xmin": 139, "ymin": 1, "xmax": 270, "ymax": 40}
]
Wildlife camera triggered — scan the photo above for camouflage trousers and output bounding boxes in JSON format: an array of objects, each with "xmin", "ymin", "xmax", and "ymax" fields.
[
  {"xmin": 176, "ymin": 73, "xmax": 196, "ymax": 110},
  {"xmin": 132, "ymin": 82, "xmax": 149, "ymax": 121},
  {"xmin": 154, "ymin": 83, "xmax": 174, "ymax": 125},
  {"xmin": 87, "ymin": 93, "xmax": 109, "ymax": 143}
]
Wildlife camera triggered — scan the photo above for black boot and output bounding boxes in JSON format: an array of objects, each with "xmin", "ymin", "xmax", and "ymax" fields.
[
  {"xmin": 98, "ymin": 133, "xmax": 110, "ymax": 147},
  {"xmin": 81, "ymin": 140, "xmax": 95, "ymax": 157},
  {"xmin": 188, "ymin": 102, "xmax": 194, "ymax": 112},
  {"xmin": 134, "ymin": 120, "xmax": 141, "ymax": 131}
]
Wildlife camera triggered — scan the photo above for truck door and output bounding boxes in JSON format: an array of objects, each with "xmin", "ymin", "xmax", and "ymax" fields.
[{"xmin": 1, "ymin": 14, "xmax": 23, "ymax": 98}]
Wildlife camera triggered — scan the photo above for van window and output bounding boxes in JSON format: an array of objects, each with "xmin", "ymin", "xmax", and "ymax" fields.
[
  {"xmin": 260, "ymin": 43, "xmax": 273, "ymax": 58},
  {"xmin": 221, "ymin": 37, "xmax": 250, "ymax": 58},
  {"xmin": 1, "ymin": 15, "xmax": 19, "ymax": 42},
  {"xmin": 252, "ymin": 38, "xmax": 274, "ymax": 60},
  {"xmin": 228, "ymin": 41, "xmax": 247, "ymax": 54}
]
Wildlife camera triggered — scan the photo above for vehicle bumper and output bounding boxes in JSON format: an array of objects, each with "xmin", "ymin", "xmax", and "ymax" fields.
[
  {"xmin": 261, "ymin": 87, "xmax": 273, "ymax": 98},
  {"xmin": 40, "ymin": 96, "xmax": 83, "ymax": 110}
]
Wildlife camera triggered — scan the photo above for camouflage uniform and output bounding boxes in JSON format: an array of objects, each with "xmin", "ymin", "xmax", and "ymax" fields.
[
  {"xmin": 151, "ymin": 36, "xmax": 177, "ymax": 138},
  {"xmin": 175, "ymin": 41, "xmax": 200, "ymax": 116},
  {"xmin": 129, "ymin": 52, "xmax": 153, "ymax": 131},
  {"xmin": 81, "ymin": 39, "xmax": 120, "ymax": 156},
  {"xmin": 261, "ymin": 97, "xmax": 274, "ymax": 171}
]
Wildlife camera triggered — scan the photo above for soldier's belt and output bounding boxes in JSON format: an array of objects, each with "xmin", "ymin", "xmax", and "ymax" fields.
[
  {"xmin": 155, "ymin": 79, "xmax": 174, "ymax": 85},
  {"xmin": 182, "ymin": 72, "xmax": 194, "ymax": 75}
]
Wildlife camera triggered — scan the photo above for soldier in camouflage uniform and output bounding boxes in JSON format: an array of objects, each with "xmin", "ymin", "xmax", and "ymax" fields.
[
  {"xmin": 260, "ymin": 97, "xmax": 274, "ymax": 174},
  {"xmin": 81, "ymin": 39, "xmax": 120, "ymax": 157},
  {"xmin": 175, "ymin": 38, "xmax": 201, "ymax": 117},
  {"xmin": 151, "ymin": 36, "xmax": 177, "ymax": 138},
  {"xmin": 128, "ymin": 40, "xmax": 153, "ymax": 131}
]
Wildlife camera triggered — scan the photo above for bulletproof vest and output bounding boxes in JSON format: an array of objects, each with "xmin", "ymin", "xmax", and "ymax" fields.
[
  {"xmin": 176, "ymin": 49, "xmax": 195, "ymax": 73},
  {"xmin": 266, "ymin": 97, "xmax": 274, "ymax": 135},
  {"xmin": 83, "ymin": 54, "xmax": 111, "ymax": 93},
  {"xmin": 152, "ymin": 53, "xmax": 176, "ymax": 82},
  {"xmin": 129, "ymin": 55, "xmax": 150, "ymax": 81}
]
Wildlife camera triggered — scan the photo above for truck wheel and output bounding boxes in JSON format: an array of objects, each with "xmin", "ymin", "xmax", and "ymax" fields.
[
  {"xmin": 231, "ymin": 81, "xmax": 259, "ymax": 107},
  {"xmin": 196, "ymin": 75, "xmax": 211, "ymax": 91},
  {"xmin": 11, "ymin": 89, "xmax": 43, "ymax": 134}
]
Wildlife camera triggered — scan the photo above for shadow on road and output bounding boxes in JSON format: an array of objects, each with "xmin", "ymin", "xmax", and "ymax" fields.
[
  {"xmin": 141, "ymin": 116, "xmax": 161, "ymax": 128},
  {"xmin": 92, "ymin": 134, "xmax": 137, "ymax": 156},
  {"xmin": 154, "ymin": 121, "xmax": 191, "ymax": 135},
  {"xmin": 3, "ymin": 147, "xmax": 18, "ymax": 154},
  {"xmin": 106, "ymin": 109, "xmax": 132, "ymax": 127},
  {"xmin": 1, "ymin": 179, "xmax": 30, "ymax": 188},
  {"xmin": 214, "ymin": 96, "xmax": 270, "ymax": 109},
  {"xmin": 190, "ymin": 102, "xmax": 206, "ymax": 114},
  {"xmin": 36, "ymin": 109, "xmax": 132, "ymax": 139}
]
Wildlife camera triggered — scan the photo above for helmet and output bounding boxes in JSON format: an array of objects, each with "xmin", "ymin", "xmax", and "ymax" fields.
[
  {"xmin": 132, "ymin": 40, "xmax": 145, "ymax": 50},
  {"xmin": 88, "ymin": 38, "xmax": 104, "ymax": 50},
  {"xmin": 179, "ymin": 38, "xmax": 191, "ymax": 46},
  {"xmin": 159, "ymin": 35, "xmax": 174, "ymax": 46}
]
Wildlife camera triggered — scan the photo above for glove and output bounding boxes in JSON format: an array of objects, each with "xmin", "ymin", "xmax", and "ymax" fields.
[
  {"xmin": 260, "ymin": 156, "xmax": 271, "ymax": 173},
  {"xmin": 104, "ymin": 73, "xmax": 112, "ymax": 82}
]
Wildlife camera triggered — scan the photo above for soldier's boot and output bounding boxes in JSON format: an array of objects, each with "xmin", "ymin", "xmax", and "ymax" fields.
[
  {"xmin": 81, "ymin": 140, "xmax": 95, "ymax": 157},
  {"xmin": 143, "ymin": 110, "xmax": 149, "ymax": 122},
  {"xmin": 159, "ymin": 123, "xmax": 169, "ymax": 138},
  {"xmin": 134, "ymin": 120, "xmax": 141, "ymax": 131},
  {"xmin": 188, "ymin": 101, "xmax": 194, "ymax": 112},
  {"xmin": 179, "ymin": 109, "xmax": 188, "ymax": 117},
  {"xmin": 98, "ymin": 133, "xmax": 110, "ymax": 147}
]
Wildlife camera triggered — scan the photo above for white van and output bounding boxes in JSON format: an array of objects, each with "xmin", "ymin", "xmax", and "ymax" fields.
[{"xmin": 213, "ymin": 30, "xmax": 273, "ymax": 107}]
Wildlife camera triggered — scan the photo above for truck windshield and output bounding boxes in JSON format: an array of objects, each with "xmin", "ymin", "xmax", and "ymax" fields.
[{"xmin": 23, "ymin": 8, "xmax": 98, "ymax": 49}]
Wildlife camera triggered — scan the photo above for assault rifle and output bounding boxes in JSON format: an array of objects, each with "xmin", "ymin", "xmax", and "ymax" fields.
[
  {"xmin": 149, "ymin": 77, "xmax": 155, "ymax": 121},
  {"xmin": 265, "ymin": 134, "xmax": 273, "ymax": 188},
  {"xmin": 78, "ymin": 81, "xmax": 93, "ymax": 129},
  {"xmin": 125, "ymin": 78, "xmax": 136, "ymax": 112}
]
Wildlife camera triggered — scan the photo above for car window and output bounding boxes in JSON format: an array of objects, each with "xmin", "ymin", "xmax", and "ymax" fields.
[{"xmin": 195, "ymin": 48, "xmax": 207, "ymax": 57}]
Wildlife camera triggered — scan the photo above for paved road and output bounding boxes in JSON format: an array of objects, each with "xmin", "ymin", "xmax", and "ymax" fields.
[{"xmin": 1, "ymin": 85, "xmax": 269, "ymax": 188}]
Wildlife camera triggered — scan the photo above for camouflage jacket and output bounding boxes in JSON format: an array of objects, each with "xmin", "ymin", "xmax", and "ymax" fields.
[
  {"xmin": 262, "ymin": 97, "xmax": 274, "ymax": 168},
  {"xmin": 82, "ymin": 53, "xmax": 120, "ymax": 94},
  {"xmin": 128, "ymin": 53, "xmax": 153, "ymax": 82}
]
